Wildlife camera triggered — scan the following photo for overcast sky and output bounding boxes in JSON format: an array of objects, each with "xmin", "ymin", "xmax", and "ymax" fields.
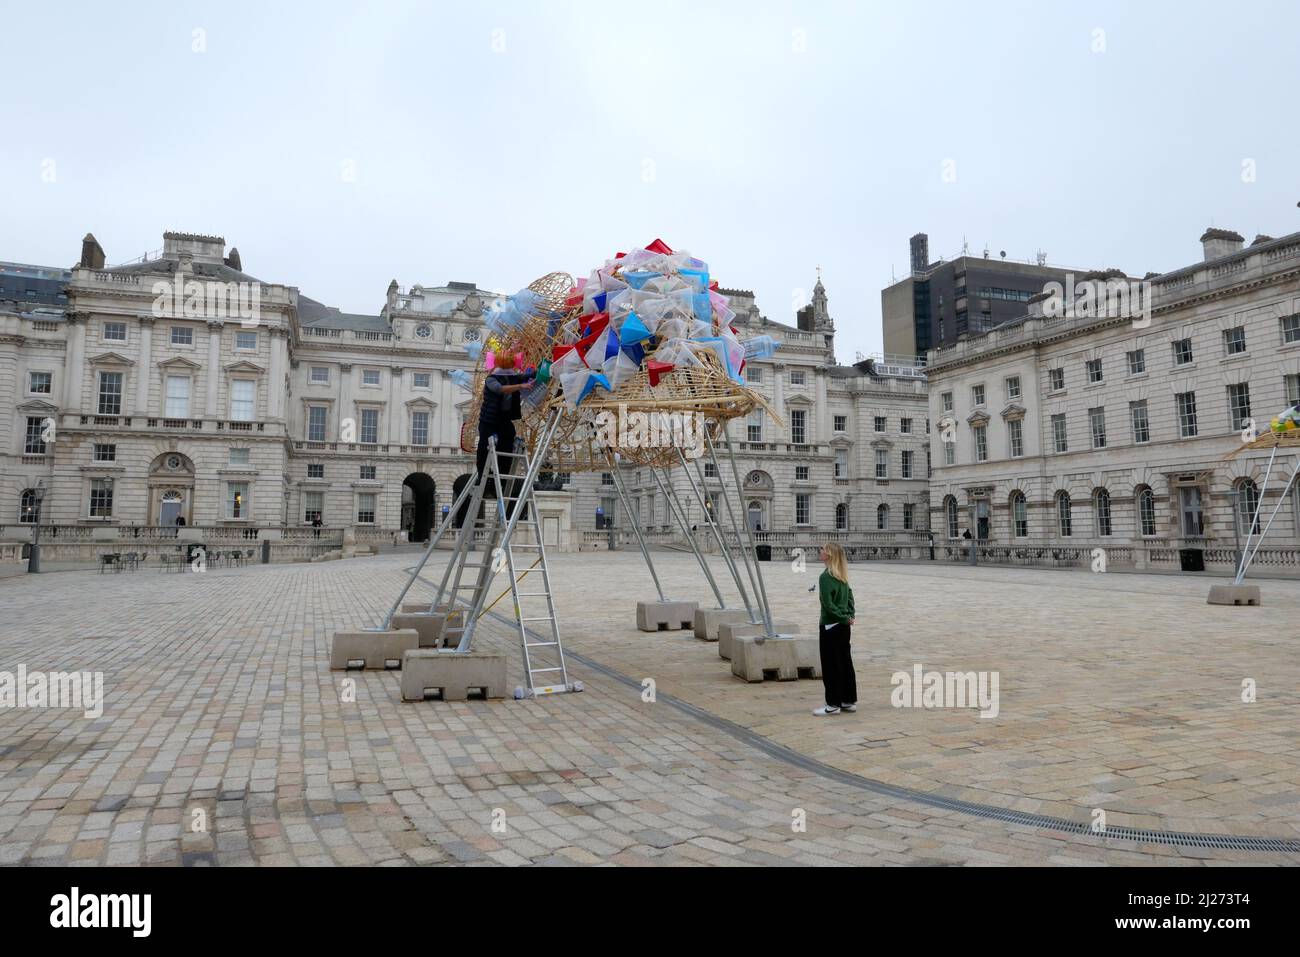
[{"xmin": 3, "ymin": 0, "xmax": 1297, "ymax": 362}]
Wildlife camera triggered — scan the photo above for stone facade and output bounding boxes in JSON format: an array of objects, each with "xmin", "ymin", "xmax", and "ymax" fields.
[
  {"xmin": 925, "ymin": 227, "xmax": 1300, "ymax": 552},
  {"xmin": 2, "ymin": 231, "xmax": 931, "ymax": 549}
]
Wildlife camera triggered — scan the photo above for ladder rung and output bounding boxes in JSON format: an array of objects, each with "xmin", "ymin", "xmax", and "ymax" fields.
[
  {"xmin": 526, "ymin": 641, "xmax": 559, "ymax": 648},
  {"xmin": 520, "ymin": 616, "xmax": 555, "ymax": 623},
  {"xmin": 515, "ymin": 592, "xmax": 551, "ymax": 597},
  {"xmin": 529, "ymin": 667, "xmax": 563, "ymax": 674}
]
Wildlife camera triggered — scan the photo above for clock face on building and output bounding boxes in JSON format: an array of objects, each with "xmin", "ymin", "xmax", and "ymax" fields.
[{"xmin": 414, "ymin": 324, "xmax": 432, "ymax": 339}]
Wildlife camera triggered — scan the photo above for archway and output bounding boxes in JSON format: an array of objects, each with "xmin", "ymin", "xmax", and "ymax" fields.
[
  {"xmin": 402, "ymin": 473, "xmax": 436, "ymax": 542},
  {"xmin": 451, "ymin": 473, "xmax": 483, "ymax": 529}
]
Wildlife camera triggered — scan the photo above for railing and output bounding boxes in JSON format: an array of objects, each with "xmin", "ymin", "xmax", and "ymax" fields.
[{"xmin": 71, "ymin": 415, "xmax": 281, "ymax": 436}]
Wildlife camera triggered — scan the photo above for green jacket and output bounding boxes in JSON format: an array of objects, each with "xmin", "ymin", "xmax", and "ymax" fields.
[{"xmin": 818, "ymin": 570, "xmax": 855, "ymax": 626}]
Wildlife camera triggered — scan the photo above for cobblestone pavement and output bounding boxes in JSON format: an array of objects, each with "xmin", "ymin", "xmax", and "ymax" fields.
[{"xmin": 0, "ymin": 550, "xmax": 1296, "ymax": 866}]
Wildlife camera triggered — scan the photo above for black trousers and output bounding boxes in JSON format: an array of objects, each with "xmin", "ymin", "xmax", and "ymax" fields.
[
  {"xmin": 818, "ymin": 622, "xmax": 857, "ymax": 708},
  {"xmin": 475, "ymin": 420, "xmax": 517, "ymax": 481}
]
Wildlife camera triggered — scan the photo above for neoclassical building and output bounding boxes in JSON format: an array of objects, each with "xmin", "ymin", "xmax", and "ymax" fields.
[
  {"xmin": 925, "ymin": 226, "xmax": 1300, "ymax": 555},
  {"xmin": 2, "ymin": 230, "xmax": 930, "ymax": 552}
]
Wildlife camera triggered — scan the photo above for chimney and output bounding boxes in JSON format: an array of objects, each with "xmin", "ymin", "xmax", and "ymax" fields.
[
  {"xmin": 79, "ymin": 233, "xmax": 105, "ymax": 270},
  {"xmin": 224, "ymin": 247, "xmax": 242, "ymax": 271},
  {"xmin": 909, "ymin": 233, "xmax": 929, "ymax": 275},
  {"xmin": 1199, "ymin": 227, "xmax": 1244, "ymax": 262}
]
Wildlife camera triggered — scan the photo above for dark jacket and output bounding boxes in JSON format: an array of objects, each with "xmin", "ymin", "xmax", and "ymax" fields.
[
  {"xmin": 479, "ymin": 371, "xmax": 527, "ymax": 429},
  {"xmin": 818, "ymin": 570, "xmax": 855, "ymax": 626}
]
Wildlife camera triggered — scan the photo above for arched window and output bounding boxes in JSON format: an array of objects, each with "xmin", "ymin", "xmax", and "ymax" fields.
[
  {"xmin": 1093, "ymin": 488, "xmax": 1112, "ymax": 537},
  {"xmin": 19, "ymin": 489, "xmax": 41, "ymax": 524},
  {"xmin": 1056, "ymin": 491, "xmax": 1072, "ymax": 537},
  {"xmin": 1236, "ymin": 479, "xmax": 1260, "ymax": 535},
  {"xmin": 835, "ymin": 503, "xmax": 848, "ymax": 531},
  {"xmin": 876, "ymin": 504, "xmax": 889, "ymax": 531},
  {"xmin": 1010, "ymin": 491, "xmax": 1028, "ymax": 538},
  {"xmin": 1137, "ymin": 486, "xmax": 1157, "ymax": 537},
  {"xmin": 944, "ymin": 495, "xmax": 958, "ymax": 539}
]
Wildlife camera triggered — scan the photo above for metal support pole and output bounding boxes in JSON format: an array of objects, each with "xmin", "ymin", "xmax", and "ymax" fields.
[
  {"xmin": 679, "ymin": 448, "xmax": 755, "ymax": 619},
  {"xmin": 381, "ymin": 472, "xmax": 478, "ymax": 629},
  {"xmin": 704, "ymin": 427, "xmax": 764, "ymax": 624},
  {"xmin": 1233, "ymin": 447, "xmax": 1276, "ymax": 582},
  {"xmin": 651, "ymin": 465, "xmax": 727, "ymax": 609},
  {"xmin": 717, "ymin": 421, "xmax": 777, "ymax": 639},
  {"xmin": 606, "ymin": 452, "xmax": 667, "ymax": 603},
  {"xmin": 1235, "ymin": 455, "xmax": 1298, "ymax": 585}
]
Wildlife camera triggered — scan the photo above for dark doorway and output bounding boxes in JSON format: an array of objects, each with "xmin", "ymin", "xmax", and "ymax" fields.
[
  {"xmin": 451, "ymin": 473, "xmax": 483, "ymax": 529},
  {"xmin": 402, "ymin": 473, "xmax": 436, "ymax": 542}
]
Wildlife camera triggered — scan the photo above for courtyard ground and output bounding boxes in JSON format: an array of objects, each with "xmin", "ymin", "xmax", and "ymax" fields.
[{"xmin": 0, "ymin": 549, "xmax": 1296, "ymax": 866}]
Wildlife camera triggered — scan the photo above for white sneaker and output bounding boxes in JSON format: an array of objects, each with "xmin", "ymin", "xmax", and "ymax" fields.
[
  {"xmin": 813, "ymin": 705, "xmax": 841, "ymax": 716},
  {"xmin": 840, "ymin": 704, "xmax": 857, "ymax": 713}
]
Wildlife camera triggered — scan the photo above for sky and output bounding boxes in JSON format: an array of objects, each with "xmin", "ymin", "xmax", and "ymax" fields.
[{"xmin": 2, "ymin": 0, "xmax": 1298, "ymax": 364}]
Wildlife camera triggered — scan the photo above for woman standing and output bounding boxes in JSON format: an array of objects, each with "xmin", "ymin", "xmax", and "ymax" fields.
[{"xmin": 814, "ymin": 543, "xmax": 857, "ymax": 716}]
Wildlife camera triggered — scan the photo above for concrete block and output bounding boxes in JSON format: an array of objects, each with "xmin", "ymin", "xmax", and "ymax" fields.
[
  {"xmin": 790, "ymin": 635, "xmax": 822, "ymax": 678},
  {"xmin": 717, "ymin": 620, "xmax": 801, "ymax": 660},
  {"xmin": 401, "ymin": 650, "xmax": 507, "ymax": 702},
  {"xmin": 731, "ymin": 636, "xmax": 799, "ymax": 683},
  {"xmin": 693, "ymin": 607, "xmax": 752, "ymax": 642},
  {"xmin": 391, "ymin": 612, "xmax": 451, "ymax": 648},
  {"xmin": 329, "ymin": 629, "xmax": 419, "ymax": 670},
  {"xmin": 1207, "ymin": 584, "xmax": 1261, "ymax": 606},
  {"xmin": 636, "ymin": 599, "xmax": 698, "ymax": 632}
]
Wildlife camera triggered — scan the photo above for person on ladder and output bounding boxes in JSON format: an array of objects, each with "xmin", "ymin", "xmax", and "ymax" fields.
[{"xmin": 475, "ymin": 351, "xmax": 535, "ymax": 516}]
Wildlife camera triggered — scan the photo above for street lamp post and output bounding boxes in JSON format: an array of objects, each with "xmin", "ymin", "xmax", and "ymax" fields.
[
  {"xmin": 27, "ymin": 480, "xmax": 47, "ymax": 574},
  {"xmin": 1228, "ymin": 487, "xmax": 1243, "ymax": 576}
]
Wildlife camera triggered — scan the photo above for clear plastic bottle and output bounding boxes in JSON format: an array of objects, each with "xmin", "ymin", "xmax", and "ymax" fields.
[{"xmin": 743, "ymin": 335, "xmax": 778, "ymax": 359}]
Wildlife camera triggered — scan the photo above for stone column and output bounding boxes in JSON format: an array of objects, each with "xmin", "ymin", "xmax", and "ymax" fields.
[
  {"xmin": 772, "ymin": 363, "xmax": 785, "ymax": 431},
  {"xmin": 134, "ymin": 316, "xmax": 154, "ymax": 415},
  {"xmin": 816, "ymin": 371, "xmax": 829, "ymax": 443},
  {"xmin": 338, "ymin": 363, "xmax": 353, "ymax": 440},
  {"xmin": 268, "ymin": 327, "xmax": 287, "ymax": 420},
  {"xmin": 63, "ymin": 313, "xmax": 86, "ymax": 410},
  {"xmin": 389, "ymin": 366, "xmax": 403, "ymax": 443},
  {"xmin": 205, "ymin": 320, "xmax": 223, "ymax": 417}
]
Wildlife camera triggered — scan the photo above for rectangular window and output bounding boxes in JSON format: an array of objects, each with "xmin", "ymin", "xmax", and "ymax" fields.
[
  {"xmin": 310, "ymin": 366, "xmax": 330, "ymax": 384},
  {"xmin": 411, "ymin": 411, "xmax": 429, "ymax": 445},
  {"xmin": 901, "ymin": 449, "xmax": 914, "ymax": 478},
  {"xmin": 941, "ymin": 391, "xmax": 953, "ymax": 413},
  {"xmin": 229, "ymin": 448, "xmax": 250, "ymax": 466},
  {"xmin": 834, "ymin": 448, "xmax": 847, "ymax": 479},
  {"xmin": 362, "ymin": 369, "xmax": 381, "ymax": 387},
  {"xmin": 1008, "ymin": 419, "xmax": 1023, "ymax": 458},
  {"xmin": 165, "ymin": 375, "xmax": 190, "ymax": 418},
  {"xmin": 1089, "ymin": 407, "xmax": 1107, "ymax": 448},
  {"xmin": 413, "ymin": 372, "xmax": 431, "ymax": 388},
  {"xmin": 790, "ymin": 370, "xmax": 806, "ymax": 386},
  {"xmin": 1223, "ymin": 326, "xmax": 1246, "ymax": 356},
  {"xmin": 360, "ymin": 408, "xmax": 380, "ymax": 443},
  {"xmin": 227, "ymin": 482, "xmax": 249, "ymax": 519},
  {"xmin": 170, "ymin": 326, "xmax": 193, "ymax": 346},
  {"xmin": 1086, "ymin": 358, "xmax": 1103, "ymax": 383},
  {"xmin": 973, "ymin": 424, "xmax": 987, "ymax": 462},
  {"xmin": 1173, "ymin": 338, "xmax": 1194, "ymax": 365},
  {"xmin": 1227, "ymin": 382, "xmax": 1251, "ymax": 430},
  {"xmin": 103, "ymin": 321, "xmax": 126, "ymax": 342},
  {"xmin": 1287, "ymin": 374, "xmax": 1300, "ymax": 408},
  {"xmin": 235, "ymin": 331, "xmax": 257, "ymax": 350},
  {"xmin": 1049, "ymin": 368, "xmax": 1065, "ymax": 392},
  {"xmin": 360, "ymin": 465, "xmax": 376, "ymax": 480},
  {"xmin": 1005, "ymin": 376, "xmax": 1021, "ymax": 400},
  {"xmin": 97, "ymin": 372, "xmax": 123, "ymax": 415},
  {"xmin": 94, "ymin": 443, "xmax": 116, "ymax": 462},
  {"xmin": 303, "ymin": 491, "xmax": 323, "ymax": 524},
  {"xmin": 795, "ymin": 493, "xmax": 811, "ymax": 525},
  {"xmin": 900, "ymin": 417, "xmax": 912, "ymax": 434},
  {"xmin": 357, "ymin": 492, "xmax": 376, "ymax": 524},
  {"xmin": 971, "ymin": 384, "xmax": 985, "ymax": 406},
  {"xmin": 1180, "ymin": 486, "xmax": 1204, "ymax": 537},
  {"xmin": 795, "ymin": 465, "xmax": 809, "ymax": 481},
  {"xmin": 230, "ymin": 379, "xmax": 255, "ymax": 421},
  {"xmin": 28, "ymin": 371, "xmax": 52, "ymax": 394},
  {"xmin": 747, "ymin": 411, "xmax": 763, "ymax": 444},
  {"xmin": 89, "ymin": 478, "xmax": 113, "ymax": 517},
  {"xmin": 873, "ymin": 416, "xmax": 885, "ymax": 433},
  {"xmin": 307, "ymin": 406, "xmax": 328, "ymax": 442},
  {"xmin": 790, "ymin": 410, "xmax": 806, "ymax": 444},
  {"xmin": 1176, "ymin": 391, "xmax": 1198, "ymax": 437},
  {"xmin": 1127, "ymin": 349, "xmax": 1146, "ymax": 376},
  {"xmin": 745, "ymin": 365, "xmax": 762, "ymax": 384},
  {"xmin": 25, "ymin": 416, "xmax": 47, "ymax": 454},
  {"xmin": 1281, "ymin": 314, "xmax": 1300, "ymax": 344},
  {"xmin": 875, "ymin": 449, "xmax": 889, "ymax": 478},
  {"xmin": 903, "ymin": 503, "xmax": 915, "ymax": 530},
  {"xmin": 943, "ymin": 441, "xmax": 955, "ymax": 466},
  {"xmin": 307, "ymin": 463, "xmax": 325, "ymax": 479},
  {"xmin": 833, "ymin": 414, "xmax": 847, "ymax": 432},
  {"xmin": 1051, "ymin": 413, "xmax": 1068, "ymax": 453},
  {"xmin": 1012, "ymin": 496, "xmax": 1028, "ymax": 538},
  {"xmin": 703, "ymin": 461, "xmax": 717, "ymax": 479},
  {"xmin": 1130, "ymin": 401, "xmax": 1150, "ymax": 443},
  {"xmin": 601, "ymin": 471, "xmax": 614, "ymax": 486}
]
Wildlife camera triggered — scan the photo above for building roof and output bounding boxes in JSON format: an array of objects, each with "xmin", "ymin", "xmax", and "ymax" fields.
[
  {"xmin": 297, "ymin": 294, "xmax": 388, "ymax": 333},
  {"xmin": 0, "ymin": 260, "xmax": 70, "ymax": 308}
]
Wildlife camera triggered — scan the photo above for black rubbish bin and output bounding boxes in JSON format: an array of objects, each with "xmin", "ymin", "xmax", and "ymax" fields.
[
  {"xmin": 755, "ymin": 544, "xmax": 772, "ymax": 562},
  {"xmin": 1179, "ymin": 547, "xmax": 1205, "ymax": 572}
]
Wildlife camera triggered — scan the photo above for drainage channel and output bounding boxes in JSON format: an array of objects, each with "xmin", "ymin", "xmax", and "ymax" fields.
[{"xmin": 405, "ymin": 565, "xmax": 1300, "ymax": 856}]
